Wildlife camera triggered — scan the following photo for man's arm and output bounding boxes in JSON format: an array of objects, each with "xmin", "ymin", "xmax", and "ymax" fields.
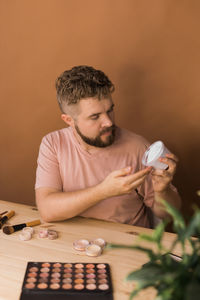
[
  {"xmin": 151, "ymin": 153, "xmax": 182, "ymax": 218},
  {"xmin": 36, "ymin": 167, "xmax": 152, "ymax": 222}
]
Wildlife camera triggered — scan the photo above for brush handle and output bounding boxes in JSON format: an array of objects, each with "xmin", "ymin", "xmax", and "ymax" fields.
[
  {"xmin": 13, "ymin": 219, "xmax": 41, "ymax": 232},
  {"xmin": 27, "ymin": 219, "xmax": 41, "ymax": 227},
  {"xmin": 0, "ymin": 210, "xmax": 15, "ymax": 228}
]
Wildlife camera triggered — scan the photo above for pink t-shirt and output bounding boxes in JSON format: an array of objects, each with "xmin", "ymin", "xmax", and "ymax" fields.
[{"xmin": 35, "ymin": 127, "xmax": 155, "ymax": 227}]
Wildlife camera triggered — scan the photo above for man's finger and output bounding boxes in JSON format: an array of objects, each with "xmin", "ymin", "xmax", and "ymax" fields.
[
  {"xmin": 159, "ymin": 157, "xmax": 177, "ymax": 175},
  {"xmin": 114, "ymin": 166, "xmax": 132, "ymax": 177},
  {"xmin": 165, "ymin": 153, "xmax": 179, "ymax": 163},
  {"xmin": 129, "ymin": 176, "xmax": 147, "ymax": 190},
  {"xmin": 126, "ymin": 167, "xmax": 152, "ymax": 184}
]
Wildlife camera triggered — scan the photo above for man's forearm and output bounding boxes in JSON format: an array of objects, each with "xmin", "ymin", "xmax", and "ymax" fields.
[
  {"xmin": 152, "ymin": 187, "xmax": 182, "ymax": 219},
  {"xmin": 36, "ymin": 167, "xmax": 152, "ymax": 223},
  {"xmin": 36, "ymin": 184, "xmax": 107, "ymax": 222}
]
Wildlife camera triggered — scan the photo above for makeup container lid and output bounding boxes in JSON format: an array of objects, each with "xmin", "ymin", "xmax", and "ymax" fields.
[
  {"xmin": 73, "ymin": 239, "xmax": 90, "ymax": 251},
  {"xmin": 85, "ymin": 244, "xmax": 102, "ymax": 257},
  {"xmin": 90, "ymin": 238, "xmax": 106, "ymax": 249},
  {"xmin": 22, "ymin": 227, "xmax": 34, "ymax": 235},
  {"xmin": 142, "ymin": 140, "xmax": 170, "ymax": 170}
]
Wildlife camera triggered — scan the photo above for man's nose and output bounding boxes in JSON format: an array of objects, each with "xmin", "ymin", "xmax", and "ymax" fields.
[{"xmin": 101, "ymin": 114, "xmax": 113, "ymax": 128}]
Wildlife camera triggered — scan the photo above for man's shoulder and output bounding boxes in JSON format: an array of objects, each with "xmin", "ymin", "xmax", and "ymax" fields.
[{"xmin": 41, "ymin": 127, "xmax": 72, "ymax": 145}]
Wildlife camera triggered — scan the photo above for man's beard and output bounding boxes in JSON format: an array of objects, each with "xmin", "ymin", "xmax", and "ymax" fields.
[{"xmin": 75, "ymin": 124, "xmax": 116, "ymax": 148}]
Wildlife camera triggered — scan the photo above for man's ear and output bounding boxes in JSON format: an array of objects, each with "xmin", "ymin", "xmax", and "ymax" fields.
[{"xmin": 61, "ymin": 114, "xmax": 74, "ymax": 126}]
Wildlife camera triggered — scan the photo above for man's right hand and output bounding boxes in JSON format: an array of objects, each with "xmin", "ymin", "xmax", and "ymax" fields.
[{"xmin": 100, "ymin": 166, "xmax": 152, "ymax": 198}]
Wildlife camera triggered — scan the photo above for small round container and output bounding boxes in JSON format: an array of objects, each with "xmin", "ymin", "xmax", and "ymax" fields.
[
  {"xmin": 85, "ymin": 244, "xmax": 102, "ymax": 257},
  {"xmin": 90, "ymin": 238, "xmax": 106, "ymax": 249},
  {"xmin": 142, "ymin": 141, "xmax": 170, "ymax": 170},
  {"xmin": 73, "ymin": 239, "xmax": 90, "ymax": 251}
]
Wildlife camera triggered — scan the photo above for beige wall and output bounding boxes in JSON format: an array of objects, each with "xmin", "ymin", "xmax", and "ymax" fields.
[{"xmin": 0, "ymin": 0, "xmax": 199, "ymax": 220}]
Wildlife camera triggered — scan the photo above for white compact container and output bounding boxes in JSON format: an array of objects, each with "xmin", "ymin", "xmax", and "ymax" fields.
[{"xmin": 142, "ymin": 141, "xmax": 170, "ymax": 170}]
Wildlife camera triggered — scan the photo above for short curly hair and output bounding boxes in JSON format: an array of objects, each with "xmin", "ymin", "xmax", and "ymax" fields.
[{"xmin": 55, "ymin": 65, "xmax": 115, "ymax": 112}]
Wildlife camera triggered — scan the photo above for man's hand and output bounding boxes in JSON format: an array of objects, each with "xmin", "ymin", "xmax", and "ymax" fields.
[
  {"xmin": 151, "ymin": 153, "xmax": 178, "ymax": 193},
  {"xmin": 100, "ymin": 166, "xmax": 152, "ymax": 198}
]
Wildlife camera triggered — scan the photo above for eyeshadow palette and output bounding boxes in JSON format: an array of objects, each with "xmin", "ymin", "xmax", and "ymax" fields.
[{"xmin": 20, "ymin": 262, "xmax": 113, "ymax": 300}]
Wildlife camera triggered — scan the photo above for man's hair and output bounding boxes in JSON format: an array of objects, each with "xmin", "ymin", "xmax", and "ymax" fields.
[{"xmin": 55, "ymin": 65, "xmax": 115, "ymax": 112}]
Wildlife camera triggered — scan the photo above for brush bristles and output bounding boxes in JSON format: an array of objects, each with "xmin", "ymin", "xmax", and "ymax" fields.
[{"xmin": 3, "ymin": 226, "xmax": 14, "ymax": 235}]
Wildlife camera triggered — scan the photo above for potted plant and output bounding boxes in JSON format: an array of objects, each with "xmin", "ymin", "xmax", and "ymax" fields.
[{"xmin": 108, "ymin": 199, "xmax": 200, "ymax": 300}]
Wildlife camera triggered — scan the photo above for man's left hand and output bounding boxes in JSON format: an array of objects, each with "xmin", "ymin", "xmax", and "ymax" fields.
[{"xmin": 151, "ymin": 153, "xmax": 178, "ymax": 193}]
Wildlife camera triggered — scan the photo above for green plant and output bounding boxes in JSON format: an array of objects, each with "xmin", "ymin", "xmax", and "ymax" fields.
[{"xmin": 107, "ymin": 200, "xmax": 200, "ymax": 300}]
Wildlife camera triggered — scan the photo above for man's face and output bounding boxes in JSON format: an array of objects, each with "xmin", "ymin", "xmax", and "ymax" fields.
[{"xmin": 72, "ymin": 96, "xmax": 115, "ymax": 148}]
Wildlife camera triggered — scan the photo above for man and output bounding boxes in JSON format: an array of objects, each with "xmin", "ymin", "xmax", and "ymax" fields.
[{"xmin": 35, "ymin": 65, "xmax": 181, "ymax": 227}]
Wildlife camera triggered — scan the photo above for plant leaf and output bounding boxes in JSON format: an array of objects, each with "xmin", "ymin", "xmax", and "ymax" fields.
[
  {"xmin": 126, "ymin": 263, "xmax": 163, "ymax": 282},
  {"xmin": 152, "ymin": 221, "xmax": 167, "ymax": 245},
  {"xmin": 160, "ymin": 199, "xmax": 186, "ymax": 236},
  {"xmin": 183, "ymin": 210, "xmax": 200, "ymax": 239}
]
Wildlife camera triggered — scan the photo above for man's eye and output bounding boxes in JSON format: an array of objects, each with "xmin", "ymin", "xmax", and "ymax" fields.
[{"xmin": 91, "ymin": 115, "xmax": 99, "ymax": 120}]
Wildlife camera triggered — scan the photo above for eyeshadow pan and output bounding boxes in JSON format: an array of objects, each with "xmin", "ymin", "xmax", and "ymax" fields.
[
  {"xmin": 75, "ymin": 263, "xmax": 84, "ymax": 268},
  {"xmin": 37, "ymin": 283, "xmax": 48, "ymax": 289},
  {"xmin": 75, "ymin": 273, "xmax": 84, "ymax": 278},
  {"xmin": 27, "ymin": 272, "xmax": 37, "ymax": 277},
  {"xmin": 75, "ymin": 268, "xmax": 84, "ymax": 273},
  {"xmin": 20, "ymin": 262, "xmax": 113, "ymax": 300},
  {"xmin": 26, "ymin": 277, "xmax": 36, "ymax": 283},
  {"xmin": 63, "ymin": 273, "xmax": 72, "ymax": 278},
  {"xmin": 51, "ymin": 272, "xmax": 61, "ymax": 278},
  {"xmin": 63, "ymin": 268, "xmax": 72, "ymax": 273},
  {"xmin": 39, "ymin": 272, "xmax": 49, "ymax": 278},
  {"xmin": 38, "ymin": 278, "xmax": 48, "ymax": 283},
  {"xmin": 97, "ymin": 263, "xmax": 106, "ymax": 269},
  {"xmin": 74, "ymin": 283, "xmax": 84, "ymax": 290},
  {"xmin": 52, "ymin": 267, "xmax": 61, "ymax": 272},
  {"xmin": 50, "ymin": 283, "xmax": 60, "ymax": 289},
  {"xmin": 41, "ymin": 263, "xmax": 50, "ymax": 267},
  {"xmin": 29, "ymin": 267, "xmax": 38, "ymax": 272},
  {"xmin": 53, "ymin": 263, "xmax": 61, "ymax": 267},
  {"xmin": 62, "ymin": 278, "xmax": 72, "ymax": 283},
  {"xmin": 86, "ymin": 263, "xmax": 95, "ymax": 269},
  {"xmin": 74, "ymin": 278, "xmax": 84, "ymax": 284},
  {"xmin": 98, "ymin": 273, "xmax": 107, "ymax": 279},
  {"xmin": 25, "ymin": 283, "xmax": 35, "ymax": 289},
  {"xmin": 50, "ymin": 278, "xmax": 60, "ymax": 283},
  {"xmin": 40, "ymin": 267, "xmax": 50, "ymax": 272},
  {"xmin": 86, "ymin": 268, "xmax": 95, "ymax": 273},
  {"xmin": 86, "ymin": 283, "xmax": 96, "ymax": 290},
  {"xmin": 98, "ymin": 278, "xmax": 108, "ymax": 284},
  {"xmin": 86, "ymin": 273, "xmax": 96, "ymax": 278},
  {"xmin": 64, "ymin": 263, "xmax": 72, "ymax": 268},
  {"xmin": 62, "ymin": 283, "xmax": 72, "ymax": 289},
  {"xmin": 99, "ymin": 283, "xmax": 109, "ymax": 290}
]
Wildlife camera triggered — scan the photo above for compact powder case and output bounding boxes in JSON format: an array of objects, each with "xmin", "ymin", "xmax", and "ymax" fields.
[{"xmin": 20, "ymin": 262, "xmax": 113, "ymax": 300}]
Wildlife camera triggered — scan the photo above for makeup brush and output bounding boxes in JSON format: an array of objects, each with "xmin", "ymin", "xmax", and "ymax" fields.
[
  {"xmin": 0, "ymin": 210, "xmax": 15, "ymax": 229},
  {"xmin": 3, "ymin": 219, "xmax": 41, "ymax": 235}
]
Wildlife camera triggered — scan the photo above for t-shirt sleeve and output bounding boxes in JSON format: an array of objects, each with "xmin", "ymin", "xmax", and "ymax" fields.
[{"xmin": 35, "ymin": 135, "xmax": 62, "ymax": 190}]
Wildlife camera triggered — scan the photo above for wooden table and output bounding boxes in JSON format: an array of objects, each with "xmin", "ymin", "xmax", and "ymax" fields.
[{"xmin": 0, "ymin": 200, "xmax": 183, "ymax": 300}]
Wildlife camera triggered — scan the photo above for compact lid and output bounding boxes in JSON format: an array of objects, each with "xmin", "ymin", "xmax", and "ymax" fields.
[{"xmin": 142, "ymin": 141, "xmax": 164, "ymax": 165}]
